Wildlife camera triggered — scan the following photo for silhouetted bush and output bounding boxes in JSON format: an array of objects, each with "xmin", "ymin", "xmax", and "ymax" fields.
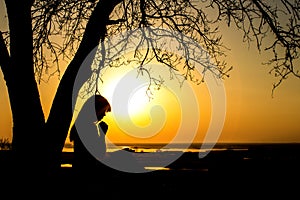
[{"xmin": 0, "ymin": 138, "xmax": 12, "ymax": 150}]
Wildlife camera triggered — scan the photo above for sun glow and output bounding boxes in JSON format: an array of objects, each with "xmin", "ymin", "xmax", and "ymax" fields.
[
  {"xmin": 94, "ymin": 61, "xmax": 212, "ymax": 144},
  {"xmin": 99, "ymin": 67, "xmax": 153, "ymax": 119},
  {"xmin": 127, "ymin": 85, "xmax": 151, "ymax": 117}
]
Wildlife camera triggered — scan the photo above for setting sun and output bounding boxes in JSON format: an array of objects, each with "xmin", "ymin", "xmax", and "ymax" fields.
[
  {"xmin": 91, "ymin": 61, "xmax": 213, "ymax": 144},
  {"xmin": 127, "ymin": 85, "xmax": 150, "ymax": 117}
]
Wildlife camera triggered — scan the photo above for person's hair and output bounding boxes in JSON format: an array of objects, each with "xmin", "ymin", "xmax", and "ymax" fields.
[{"xmin": 95, "ymin": 94, "xmax": 111, "ymax": 119}]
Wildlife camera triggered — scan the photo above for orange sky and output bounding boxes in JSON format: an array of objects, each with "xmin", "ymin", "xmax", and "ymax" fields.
[{"xmin": 1, "ymin": 1, "xmax": 300, "ymax": 144}]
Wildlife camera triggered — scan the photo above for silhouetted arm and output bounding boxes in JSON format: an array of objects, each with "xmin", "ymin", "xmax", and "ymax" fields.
[
  {"xmin": 99, "ymin": 121, "xmax": 108, "ymax": 135},
  {"xmin": 98, "ymin": 121, "xmax": 108, "ymax": 157}
]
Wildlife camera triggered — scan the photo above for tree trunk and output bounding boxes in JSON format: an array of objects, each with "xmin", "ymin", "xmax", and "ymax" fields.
[
  {"xmin": 45, "ymin": 0, "xmax": 123, "ymax": 173},
  {"xmin": 4, "ymin": 0, "xmax": 47, "ymax": 182}
]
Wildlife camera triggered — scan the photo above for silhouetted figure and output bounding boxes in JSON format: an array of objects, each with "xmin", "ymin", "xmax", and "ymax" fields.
[{"xmin": 70, "ymin": 94, "xmax": 111, "ymax": 179}]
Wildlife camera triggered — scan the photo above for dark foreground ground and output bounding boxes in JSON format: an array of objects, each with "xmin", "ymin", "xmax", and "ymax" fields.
[{"xmin": 1, "ymin": 143, "xmax": 300, "ymax": 197}]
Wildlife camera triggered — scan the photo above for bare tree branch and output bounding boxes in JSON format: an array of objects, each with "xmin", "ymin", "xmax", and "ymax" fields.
[
  {"xmin": 210, "ymin": 0, "xmax": 299, "ymax": 93},
  {"xmin": 5, "ymin": 0, "xmax": 297, "ymax": 93},
  {"xmin": 0, "ymin": 31, "xmax": 10, "ymax": 72}
]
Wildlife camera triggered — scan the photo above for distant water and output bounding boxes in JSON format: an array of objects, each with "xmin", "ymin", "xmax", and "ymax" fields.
[
  {"xmin": 62, "ymin": 142, "xmax": 300, "ymax": 170},
  {"xmin": 63, "ymin": 142, "xmax": 300, "ymax": 153},
  {"xmin": 63, "ymin": 142, "xmax": 260, "ymax": 153}
]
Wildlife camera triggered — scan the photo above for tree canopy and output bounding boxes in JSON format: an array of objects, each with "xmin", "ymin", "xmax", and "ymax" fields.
[{"xmin": 26, "ymin": 0, "xmax": 299, "ymax": 92}]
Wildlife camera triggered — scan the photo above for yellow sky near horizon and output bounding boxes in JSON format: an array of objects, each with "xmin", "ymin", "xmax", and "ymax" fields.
[{"xmin": 1, "ymin": 1, "xmax": 300, "ymax": 144}]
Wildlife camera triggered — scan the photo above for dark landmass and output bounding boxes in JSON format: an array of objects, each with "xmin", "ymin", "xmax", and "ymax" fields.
[{"xmin": 1, "ymin": 143, "xmax": 300, "ymax": 197}]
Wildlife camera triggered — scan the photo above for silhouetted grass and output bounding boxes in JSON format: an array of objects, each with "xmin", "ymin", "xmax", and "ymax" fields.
[{"xmin": 0, "ymin": 137, "xmax": 12, "ymax": 150}]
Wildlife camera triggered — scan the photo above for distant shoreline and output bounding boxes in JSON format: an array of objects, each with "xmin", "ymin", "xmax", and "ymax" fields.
[
  {"xmin": 2, "ymin": 142, "xmax": 300, "ymax": 171},
  {"xmin": 1, "ymin": 144, "xmax": 300, "ymax": 195},
  {"xmin": 3, "ymin": 142, "xmax": 300, "ymax": 168}
]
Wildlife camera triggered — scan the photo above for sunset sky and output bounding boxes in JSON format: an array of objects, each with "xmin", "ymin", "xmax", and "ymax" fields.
[{"xmin": 1, "ymin": 1, "xmax": 300, "ymax": 144}]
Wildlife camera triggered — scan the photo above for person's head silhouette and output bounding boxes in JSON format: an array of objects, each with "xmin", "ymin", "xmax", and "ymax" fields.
[{"xmin": 95, "ymin": 94, "xmax": 111, "ymax": 122}]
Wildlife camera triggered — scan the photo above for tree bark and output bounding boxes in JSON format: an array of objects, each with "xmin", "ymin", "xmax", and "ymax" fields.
[{"xmin": 4, "ymin": 0, "xmax": 46, "ymax": 181}]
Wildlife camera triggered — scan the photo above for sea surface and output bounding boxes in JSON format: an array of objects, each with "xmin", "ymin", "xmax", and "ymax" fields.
[
  {"xmin": 62, "ymin": 142, "xmax": 300, "ymax": 170},
  {"xmin": 62, "ymin": 142, "xmax": 245, "ymax": 169},
  {"xmin": 63, "ymin": 142, "xmax": 300, "ymax": 153},
  {"xmin": 63, "ymin": 142, "xmax": 246, "ymax": 153}
]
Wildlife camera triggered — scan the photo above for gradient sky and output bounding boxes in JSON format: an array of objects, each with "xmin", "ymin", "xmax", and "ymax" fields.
[{"xmin": 1, "ymin": 1, "xmax": 300, "ymax": 144}]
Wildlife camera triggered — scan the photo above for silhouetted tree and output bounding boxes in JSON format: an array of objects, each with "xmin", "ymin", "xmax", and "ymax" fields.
[{"xmin": 0, "ymin": 0, "xmax": 299, "ymax": 180}]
